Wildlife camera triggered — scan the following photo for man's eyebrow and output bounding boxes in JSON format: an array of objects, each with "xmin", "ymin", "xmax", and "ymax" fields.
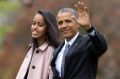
[
  {"xmin": 57, "ymin": 20, "xmax": 63, "ymax": 24},
  {"xmin": 57, "ymin": 19, "xmax": 62, "ymax": 22}
]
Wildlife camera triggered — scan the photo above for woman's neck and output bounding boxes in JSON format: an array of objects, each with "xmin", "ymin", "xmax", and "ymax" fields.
[{"xmin": 37, "ymin": 36, "xmax": 47, "ymax": 47}]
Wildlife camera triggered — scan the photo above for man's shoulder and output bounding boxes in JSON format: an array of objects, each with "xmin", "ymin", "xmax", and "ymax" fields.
[{"xmin": 79, "ymin": 34, "xmax": 90, "ymax": 42}]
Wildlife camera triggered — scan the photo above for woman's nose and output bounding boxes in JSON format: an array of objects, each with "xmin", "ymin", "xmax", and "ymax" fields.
[{"xmin": 32, "ymin": 25, "xmax": 38, "ymax": 30}]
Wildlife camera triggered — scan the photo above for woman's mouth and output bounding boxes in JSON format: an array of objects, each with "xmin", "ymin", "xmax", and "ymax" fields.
[{"xmin": 32, "ymin": 31, "xmax": 38, "ymax": 35}]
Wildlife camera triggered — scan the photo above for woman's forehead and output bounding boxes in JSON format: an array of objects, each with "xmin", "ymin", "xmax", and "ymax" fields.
[{"xmin": 34, "ymin": 13, "xmax": 44, "ymax": 21}]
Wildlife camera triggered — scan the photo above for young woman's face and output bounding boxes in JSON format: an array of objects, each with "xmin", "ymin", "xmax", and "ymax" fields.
[{"xmin": 31, "ymin": 13, "xmax": 47, "ymax": 39}]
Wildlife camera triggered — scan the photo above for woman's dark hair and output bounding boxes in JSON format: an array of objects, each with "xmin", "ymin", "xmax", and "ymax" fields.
[{"xmin": 32, "ymin": 10, "xmax": 60, "ymax": 51}]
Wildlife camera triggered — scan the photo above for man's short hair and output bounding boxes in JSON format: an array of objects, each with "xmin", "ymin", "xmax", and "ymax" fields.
[{"xmin": 58, "ymin": 8, "xmax": 78, "ymax": 18}]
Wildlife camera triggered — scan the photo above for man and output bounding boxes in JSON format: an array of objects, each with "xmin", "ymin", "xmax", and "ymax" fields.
[{"xmin": 51, "ymin": 2, "xmax": 108, "ymax": 79}]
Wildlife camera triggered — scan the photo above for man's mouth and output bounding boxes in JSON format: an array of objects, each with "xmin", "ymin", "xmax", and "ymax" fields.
[
  {"xmin": 61, "ymin": 28, "xmax": 70, "ymax": 32},
  {"xmin": 62, "ymin": 30, "xmax": 70, "ymax": 33}
]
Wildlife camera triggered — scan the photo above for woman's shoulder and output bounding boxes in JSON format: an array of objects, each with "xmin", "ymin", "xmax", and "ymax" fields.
[
  {"xmin": 48, "ymin": 45, "xmax": 55, "ymax": 50},
  {"xmin": 26, "ymin": 43, "xmax": 33, "ymax": 52}
]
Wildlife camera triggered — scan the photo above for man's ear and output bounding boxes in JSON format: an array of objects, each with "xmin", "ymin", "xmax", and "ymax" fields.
[{"xmin": 71, "ymin": 16, "xmax": 80, "ymax": 25}]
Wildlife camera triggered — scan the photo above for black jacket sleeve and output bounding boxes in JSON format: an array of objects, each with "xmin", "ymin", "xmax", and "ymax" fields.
[{"xmin": 87, "ymin": 26, "xmax": 108, "ymax": 57}]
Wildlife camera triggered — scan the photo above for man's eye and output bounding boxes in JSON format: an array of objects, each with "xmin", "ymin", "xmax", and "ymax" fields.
[
  {"xmin": 65, "ymin": 20, "xmax": 72, "ymax": 23},
  {"xmin": 58, "ymin": 21, "xmax": 63, "ymax": 25}
]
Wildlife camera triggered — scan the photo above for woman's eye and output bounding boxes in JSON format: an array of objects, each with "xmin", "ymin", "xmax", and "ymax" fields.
[
  {"xmin": 38, "ymin": 23, "xmax": 45, "ymax": 27},
  {"xmin": 32, "ymin": 22, "xmax": 36, "ymax": 25}
]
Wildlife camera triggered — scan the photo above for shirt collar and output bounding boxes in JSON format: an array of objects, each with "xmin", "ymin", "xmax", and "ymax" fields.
[
  {"xmin": 65, "ymin": 32, "xmax": 79, "ymax": 46},
  {"xmin": 38, "ymin": 42, "xmax": 49, "ymax": 52}
]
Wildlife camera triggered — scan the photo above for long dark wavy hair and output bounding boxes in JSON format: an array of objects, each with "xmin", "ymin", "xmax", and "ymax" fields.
[{"xmin": 32, "ymin": 10, "xmax": 60, "ymax": 51}]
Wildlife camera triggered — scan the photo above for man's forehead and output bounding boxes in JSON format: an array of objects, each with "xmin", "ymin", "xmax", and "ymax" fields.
[
  {"xmin": 57, "ymin": 12, "xmax": 77, "ymax": 23},
  {"xmin": 57, "ymin": 12, "xmax": 72, "ymax": 17},
  {"xmin": 57, "ymin": 12, "xmax": 74, "ymax": 20}
]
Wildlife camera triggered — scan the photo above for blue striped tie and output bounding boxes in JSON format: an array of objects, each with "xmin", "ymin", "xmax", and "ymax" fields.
[{"xmin": 61, "ymin": 43, "xmax": 70, "ymax": 78}]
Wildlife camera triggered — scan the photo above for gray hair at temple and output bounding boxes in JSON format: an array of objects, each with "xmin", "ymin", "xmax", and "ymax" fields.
[{"xmin": 58, "ymin": 8, "xmax": 78, "ymax": 18}]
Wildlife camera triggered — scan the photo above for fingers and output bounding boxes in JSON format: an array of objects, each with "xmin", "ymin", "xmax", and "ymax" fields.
[
  {"xmin": 78, "ymin": 2, "xmax": 84, "ymax": 12},
  {"xmin": 75, "ymin": 3, "xmax": 80, "ymax": 13},
  {"xmin": 75, "ymin": 2, "xmax": 88, "ymax": 13}
]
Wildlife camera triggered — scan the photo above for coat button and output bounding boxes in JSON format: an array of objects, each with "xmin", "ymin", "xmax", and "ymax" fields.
[
  {"xmin": 36, "ymin": 48, "xmax": 40, "ymax": 53},
  {"xmin": 32, "ymin": 66, "xmax": 35, "ymax": 69}
]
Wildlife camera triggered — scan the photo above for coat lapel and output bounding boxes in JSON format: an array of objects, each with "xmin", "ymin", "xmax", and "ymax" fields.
[
  {"xmin": 66, "ymin": 35, "xmax": 81, "ymax": 57},
  {"xmin": 65, "ymin": 35, "xmax": 82, "ymax": 73}
]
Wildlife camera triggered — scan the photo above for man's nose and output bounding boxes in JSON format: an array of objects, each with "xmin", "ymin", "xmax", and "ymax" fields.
[{"xmin": 61, "ymin": 22, "xmax": 67, "ymax": 28}]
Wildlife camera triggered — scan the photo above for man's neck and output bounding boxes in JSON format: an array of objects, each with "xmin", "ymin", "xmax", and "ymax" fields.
[{"xmin": 65, "ymin": 32, "xmax": 79, "ymax": 46}]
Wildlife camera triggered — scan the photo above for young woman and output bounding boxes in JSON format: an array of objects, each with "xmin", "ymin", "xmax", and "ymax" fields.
[{"xmin": 16, "ymin": 10, "xmax": 60, "ymax": 79}]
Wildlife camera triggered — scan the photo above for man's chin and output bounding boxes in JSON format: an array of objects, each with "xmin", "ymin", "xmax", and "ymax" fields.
[{"xmin": 63, "ymin": 34, "xmax": 72, "ymax": 39}]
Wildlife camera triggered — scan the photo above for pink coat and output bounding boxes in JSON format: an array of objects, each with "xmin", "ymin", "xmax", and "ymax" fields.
[{"xmin": 16, "ymin": 42, "xmax": 54, "ymax": 79}]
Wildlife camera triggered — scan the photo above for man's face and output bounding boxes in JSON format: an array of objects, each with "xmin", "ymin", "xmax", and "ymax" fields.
[{"xmin": 57, "ymin": 12, "xmax": 79, "ymax": 40}]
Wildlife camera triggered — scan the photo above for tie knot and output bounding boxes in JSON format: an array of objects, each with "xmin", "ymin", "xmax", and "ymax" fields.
[{"xmin": 65, "ymin": 43, "xmax": 70, "ymax": 48}]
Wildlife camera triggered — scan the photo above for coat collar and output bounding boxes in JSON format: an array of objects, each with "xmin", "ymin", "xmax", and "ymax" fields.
[
  {"xmin": 65, "ymin": 32, "xmax": 79, "ymax": 46},
  {"xmin": 38, "ymin": 42, "xmax": 49, "ymax": 52}
]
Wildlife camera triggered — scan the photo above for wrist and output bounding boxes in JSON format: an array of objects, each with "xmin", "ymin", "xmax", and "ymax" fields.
[
  {"xmin": 83, "ymin": 24, "xmax": 92, "ymax": 31},
  {"xmin": 86, "ymin": 25, "xmax": 94, "ymax": 33}
]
